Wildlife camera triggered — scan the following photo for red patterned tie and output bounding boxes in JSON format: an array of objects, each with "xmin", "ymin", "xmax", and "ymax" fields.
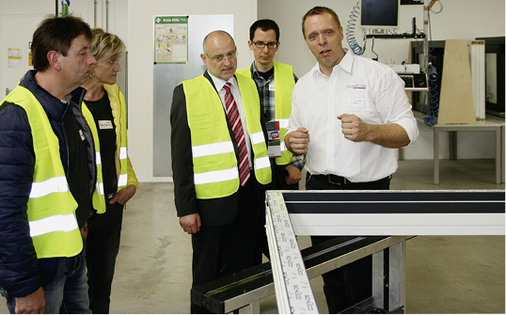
[{"xmin": 223, "ymin": 82, "xmax": 250, "ymax": 186}]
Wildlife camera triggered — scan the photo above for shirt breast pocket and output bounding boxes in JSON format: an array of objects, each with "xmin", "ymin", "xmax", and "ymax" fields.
[{"xmin": 343, "ymin": 89, "xmax": 373, "ymax": 115}]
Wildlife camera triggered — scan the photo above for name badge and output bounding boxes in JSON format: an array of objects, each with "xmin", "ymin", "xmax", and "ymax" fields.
[
  {"xmin": 98, "ymin": 120, "xmax": 113, "ymax": 130},
  {"xmin": 266, "ymin": 120, "xmax": 281, "ymax": 158}
]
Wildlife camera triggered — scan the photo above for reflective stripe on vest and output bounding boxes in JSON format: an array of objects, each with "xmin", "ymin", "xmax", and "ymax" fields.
[
  {"xmin": 2, "ymin": 86, "xmax": 82, "ymax": 259},
  {"xmin": 193, "ymin": 141, "xmax": 235, "ymax": 158},
  {"xmin": 29, "ymin": 176, "xmax": 70, "ymax": 198},
  {"xmin": 29, "ymin": 213, "xmax": 79, "ymax": 237},
  {"xmin": 183, "ymin": 74, "xmax": 271, "ymax": 199}
]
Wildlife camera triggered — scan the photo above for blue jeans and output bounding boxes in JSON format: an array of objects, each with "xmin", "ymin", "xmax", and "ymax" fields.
[{"xmin": 2, "ymin": 250, "xmax": 91, "ymax": 314}]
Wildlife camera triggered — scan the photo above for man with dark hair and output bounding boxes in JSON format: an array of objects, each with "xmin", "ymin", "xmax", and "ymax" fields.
[
  {"xmin": 238, "ymin": 19, "xmax": 303, "ymax": 191},
  {"xmin": 0, "ymin": 15, "xmax": 96, "ymax": 313},
  {"xmin": 237, "ymin": 19, "xmax": 303, "ymax": 264},
  {"xmin": 170, "ymin": 30, "xmax": 271, "ymax": 313},
  {"xmin": 286, "ymin": 6, "xmax": 418, "ymax": 313}
]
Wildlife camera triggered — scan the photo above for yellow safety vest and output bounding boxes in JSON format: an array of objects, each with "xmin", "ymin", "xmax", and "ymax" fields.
[
  {"xmin": 2, "ymin": 86, "xmax": 82, "ymax": 259},
  {"xmin": 237, "ymin": 62, "xmax": 295, "ymax": 165},
  {"xmin": 182, "ymin": 73, "xmax": 271, "ymax": 199},
  {"xmin": 82, "ymin": 84, "xmax": 129, "ymax": 214}
]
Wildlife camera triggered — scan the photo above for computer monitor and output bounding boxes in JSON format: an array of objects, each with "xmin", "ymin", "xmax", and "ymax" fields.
[{"xmin": 360, "ymin": 0, "xmax": 399, "ymax": 30}]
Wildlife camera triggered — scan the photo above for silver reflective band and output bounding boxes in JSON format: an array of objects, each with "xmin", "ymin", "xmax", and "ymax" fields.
[
  {"xmin": 96, "ymin": 182, "xmax": 105, "ymax": 195},
  {"xmin": 95, "ymin": 152, "xmax": 102, "ymax": 165},
  {"xmin": 192, "ymin": 141, "xmax": 234, "ymax": 158},
  {"xmin": 117, "ymin": 174, "xmax": 128, "ymax": 187},
  {"xmin": 194, "ymin": 167, "xmax": 238, "ymax": 185},
  {"xmin": 277, "ymin": 119, "xmax": 289, "ymax": 129},
  {"xmin": 280, "ymin": 141, "xmax": 287, "ymax": 152},
  {"xmin": 250, "ymin": 131, "xmax": 265, "ymax": 146},
  {"xmin": 29, "ymin": 213, "xmax": 79, "ymax": 237},
  {"xmin": 254, "ymin": 156, "xmax": 270, "ymax": 170},
  {"xmin": 29, "ymin": 176, "xmax": 69, "ymax": 198},
  {"xmin": 119, "ymin": 147, "xmax": 127, "ymax": 160}
]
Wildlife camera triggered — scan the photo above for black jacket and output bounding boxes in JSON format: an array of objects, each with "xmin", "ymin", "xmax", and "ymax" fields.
[{"xmin": 0, "ymin": 70, "xmax": 95, "ymax": 297}]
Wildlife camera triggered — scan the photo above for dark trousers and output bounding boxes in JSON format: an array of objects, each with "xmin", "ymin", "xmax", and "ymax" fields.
[
  {"xmin": 271, "ymin": 163, "xmax": 299, "ymax": 191},
  {"xmin": 85, "ymin": 202, "xmax": 124, "ymax": 314},
  {"xmin": 306, "ymin": 173, "xmax": 391, "ymax": 313},
  {"xmin": 190, "ymin": 180, "xmax": 261, "ymax": 314}
]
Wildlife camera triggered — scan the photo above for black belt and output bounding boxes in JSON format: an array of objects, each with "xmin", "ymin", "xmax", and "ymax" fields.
[
  {"xmin": 309, "ymin": 173, "xmax": 391, "ymax": 186},
  {"xmin": 311, "ymin": 173, "xmax": 350, "ymax": 185}
]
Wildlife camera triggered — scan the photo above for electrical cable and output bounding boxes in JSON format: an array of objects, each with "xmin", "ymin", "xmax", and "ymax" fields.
[
  {"xmin": 346, "ymin": 2, "xmax": 365, "ymax": 55},
  {"xmin": 423, "ymin": 12, "xmax": 439, "ymax": 127},
  {"xmin": 429, "ymin": 0, "xmax": 443, "ymax": 14},
  {"xmin": 371, "ymin": 37, "xmax": 379, "ymax": 60}
]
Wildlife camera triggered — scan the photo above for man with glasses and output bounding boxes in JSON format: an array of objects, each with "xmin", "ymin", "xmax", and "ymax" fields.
[
  {"xmin": 170, "ymin": 30, "xmax": 271, "ymax": 313},
  {"xmin": 237, "ymin": 19, "xmax": 304, "ymax": 265},
  {"xmin": 238, "ymin": 19, "xmax": 303, "ymax": 192}
]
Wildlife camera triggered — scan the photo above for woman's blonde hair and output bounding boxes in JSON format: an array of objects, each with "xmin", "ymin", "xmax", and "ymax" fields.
[{"xmin": 89, "ymin": 28, "xmax": 125, "ymax": 61}]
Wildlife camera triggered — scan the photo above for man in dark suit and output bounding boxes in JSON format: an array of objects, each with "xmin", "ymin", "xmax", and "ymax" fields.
[{"xmin": 170, "ymin": 30, "xmax": 272, "ymax": 313}]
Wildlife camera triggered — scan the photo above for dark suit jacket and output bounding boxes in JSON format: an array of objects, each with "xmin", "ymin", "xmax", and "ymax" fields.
[{"xmin": 170, "ymin": 71, "xmax": 269, "ymax": 227}]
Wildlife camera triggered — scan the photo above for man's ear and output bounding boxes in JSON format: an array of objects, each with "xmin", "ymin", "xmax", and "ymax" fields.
[
  {"xmin": 200, "ymin": 53, "xmax": 207, "ymax": 67},
  {"xmin": 247, "ymin": 40, "xmax": 254, "ymax": 51},
  {"xmin": 47, "ymin": 50, "xmax": 61, "ymax": 71}
]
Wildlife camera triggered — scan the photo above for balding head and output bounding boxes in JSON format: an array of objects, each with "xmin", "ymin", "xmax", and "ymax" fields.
[
  {"xmin": 203, "ymin": 30, "xmax": 234, "ymax": 54},
  {"xmin": 201, "ymin": 30, "xmax": 237, "ymax": 81}
]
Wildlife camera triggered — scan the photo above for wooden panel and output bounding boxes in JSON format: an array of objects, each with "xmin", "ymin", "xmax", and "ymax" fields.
[{"xmin": 438, "ymin": 40, "xmax": 476, "ymax": 125}]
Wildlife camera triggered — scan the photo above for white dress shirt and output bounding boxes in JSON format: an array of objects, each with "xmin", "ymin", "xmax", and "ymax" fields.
[
  {"xmin": 209, "ymin": 72, "xmax": 253, "ymax": 168},
  {"xmin": 287, "ymin": 50, "xmax": 419, "ymax": 182}
]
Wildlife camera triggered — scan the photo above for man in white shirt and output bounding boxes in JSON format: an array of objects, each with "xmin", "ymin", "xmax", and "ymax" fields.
[{"xmin": 284, "ymin": 6, "xmax": 418, "ymax": 313}]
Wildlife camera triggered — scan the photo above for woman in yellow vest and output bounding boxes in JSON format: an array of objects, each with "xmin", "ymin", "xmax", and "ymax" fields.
[{"xmin": 81, "ymin": 28, "xmax": 138, "ymax": 314}]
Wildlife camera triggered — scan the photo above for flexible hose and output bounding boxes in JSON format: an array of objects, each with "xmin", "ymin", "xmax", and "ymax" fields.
[{"xmin": 346, "ymin": 2, "xmax": 364, "ymax": 55}]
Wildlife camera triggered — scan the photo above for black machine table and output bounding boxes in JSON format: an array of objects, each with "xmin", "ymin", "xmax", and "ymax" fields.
[{"xmin": 192, "ymin": 190, "xmax": 505, "ymax": 313}]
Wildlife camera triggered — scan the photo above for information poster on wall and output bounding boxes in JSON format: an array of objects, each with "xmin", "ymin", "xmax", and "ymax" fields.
[{"xmin": 154, "ymin": 16, "xmax": 188, "ymax": 64}]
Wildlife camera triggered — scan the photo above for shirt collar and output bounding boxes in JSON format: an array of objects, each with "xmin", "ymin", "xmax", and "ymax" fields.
[
  {"xmin": 208, "ymin": 71, "xmax": 238, "ymax": 91},
  {"xmin": 312, "ymin": 49, "xmax": 354, "ymax": 78},
  {"xmin": 338, "ymin": 49, "xmax": 354, "ymax": 74},
  {"xmin": 251, "ymin": 62, "xmax": 275, "ymax": 82}
]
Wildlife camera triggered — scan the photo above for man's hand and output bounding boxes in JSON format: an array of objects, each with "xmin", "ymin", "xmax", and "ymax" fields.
[
  {"xmin": 179, "ymin": 213, "xmax": 201, "ymax": 234},
  {"xmin": 285, "ymin": 165, "xmax": 302, "ymax": 186},
  {"xmin": 338, "ymin": 113, "xmax": 410, "ymax": 148},
  {"xmin": 285, "ymin": 127, "xmax": 310, "ymax": 155},
  {"xmin": 109, "ymin": 185, "xmax": 137, "ymax": 205},
  {"xmin": 338, "ymin": 114, "xmax": 371, "ymax": 142},
  {"xmin": 15, "ymin": 287, "xmax": 46, "ymax": 314}
]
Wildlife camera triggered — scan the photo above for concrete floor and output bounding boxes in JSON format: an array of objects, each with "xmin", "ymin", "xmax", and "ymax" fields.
[{"xmin": 1, "ymin": 159, "xmax": 504, "ymax": 314}]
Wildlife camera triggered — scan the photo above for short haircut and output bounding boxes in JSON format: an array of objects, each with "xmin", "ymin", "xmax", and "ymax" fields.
[
  {"xmin": 302, "ymin": 6, "xmax": 341, "ymax": 38},
  {"xmin": 202, "ymin": 30, "xmax": 234, "ymax": 55},
  {"xmin": 249, "ymin": 19, "xmax": 280, "ymax": 42},
  {"xmin": 31, "ymin": 15, "xmax": 92, "ymax": 71},
  {"xmin": 89, "ymin": 28, "xmax": 125, "ymax": 61}
]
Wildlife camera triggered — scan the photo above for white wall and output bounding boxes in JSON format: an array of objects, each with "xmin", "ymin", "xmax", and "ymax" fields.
[{"xmin": 127, "ymin": 0, "xmax": 257, "ymax": 180}]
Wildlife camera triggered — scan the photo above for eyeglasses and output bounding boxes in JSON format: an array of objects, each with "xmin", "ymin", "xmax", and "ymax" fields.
[
  {"xmin": 206, "ymin": 51, "xmax": 238, "ymax": 63},
  {"xmin": 252, "ymin": 41, "xmax": 278, "ymax": 49}
]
